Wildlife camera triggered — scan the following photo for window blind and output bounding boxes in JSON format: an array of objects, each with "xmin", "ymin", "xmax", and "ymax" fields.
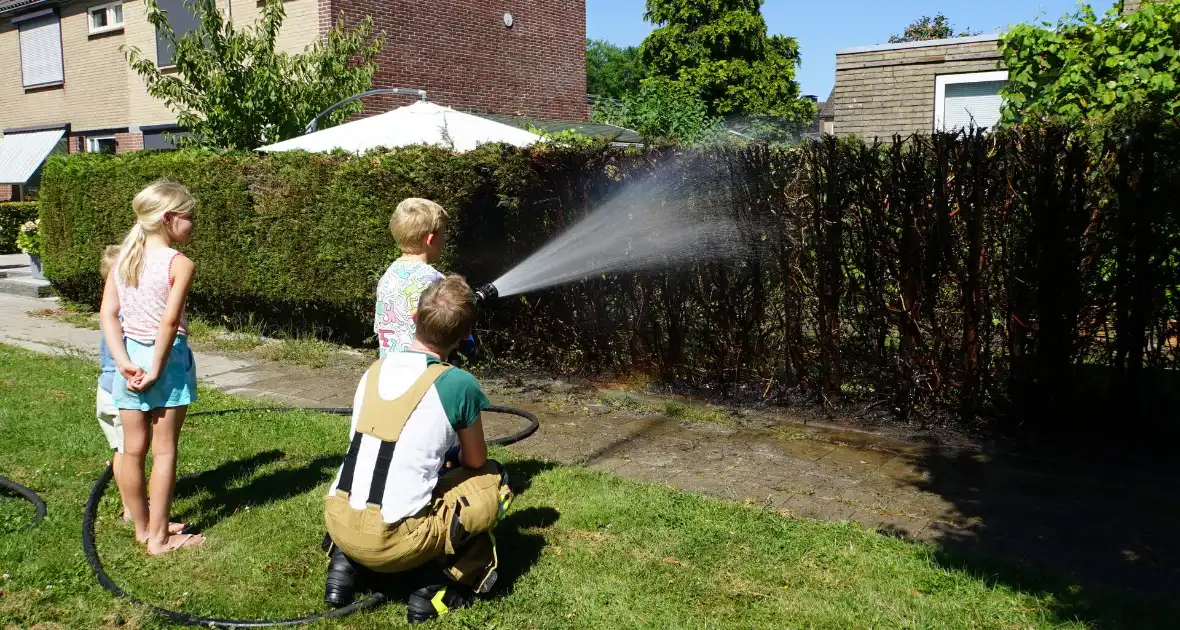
[
  {"xmin": 18, "ymin": 14, "xmax": 64, "ymax": 87},
  {"xmin": 942, "ymin": 81, "xmax": 1005, "ymax": 131}
]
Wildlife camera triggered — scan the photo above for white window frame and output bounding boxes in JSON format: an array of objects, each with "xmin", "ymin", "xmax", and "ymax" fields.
[
  {"xmin": 86, "ymin": 136, "xmax": 117, "ymax": 153},
  {"xmin": 933, "ymin": 70, "xmax": 1009, "ymax": 132},
  {"xmin": 87, "ymin": 1, "xmax": 124, "ymax": 35}
]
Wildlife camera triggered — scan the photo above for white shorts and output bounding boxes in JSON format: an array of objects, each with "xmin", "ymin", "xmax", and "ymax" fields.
[{"xmin": 96, "ymin": 388, "xmax": 123, "ymax": 452}]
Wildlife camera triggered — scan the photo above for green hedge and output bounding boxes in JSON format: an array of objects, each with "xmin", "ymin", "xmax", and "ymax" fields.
[
  {"xmin": 0, "ymin": 202, "xmax": 38, "ymax": 255},
  {"xmin": 37, "ymin": 145, "xmax": 570, "ymax": 340}
]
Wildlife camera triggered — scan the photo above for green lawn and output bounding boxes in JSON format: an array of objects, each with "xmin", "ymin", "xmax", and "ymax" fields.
[{"xmin": 0, "ymin": 344, "xmax": 1164, "ymax": 629}]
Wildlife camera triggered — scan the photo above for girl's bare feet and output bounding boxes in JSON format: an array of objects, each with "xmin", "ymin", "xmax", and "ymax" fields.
[
  {"xmin": 147, "ymin": 532, "xmax": 205, "ymax": 556},
  {"xmin": 125, "ymin": 517, "xmax": 188, "ymax": 535}
]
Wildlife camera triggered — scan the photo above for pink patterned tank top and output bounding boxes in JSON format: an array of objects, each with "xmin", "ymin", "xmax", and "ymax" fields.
[{"xmin": 115, "ymin": 247, "xmax": 189, "ymax": 343}]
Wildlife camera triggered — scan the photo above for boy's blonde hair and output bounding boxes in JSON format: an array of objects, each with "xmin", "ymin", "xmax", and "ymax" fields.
[
  {"xmin": 415, "ymin": 274, "xmax": 475, "ymax": 349},
  {"xmin": 390, "ymin": 198, "xmax": 448, "ymax": 253},
  {"xmin": 99, "ymin": 245, "xmax": 120, "ymax": 280},
  {"xmin": 117, "ymin": 180, "xmax": 195, "ymax": 287}
]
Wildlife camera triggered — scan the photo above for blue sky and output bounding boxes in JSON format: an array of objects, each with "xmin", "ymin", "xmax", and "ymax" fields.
[{"xmin": 587, "ymin": 1, "xmax": 1117, "ymax": 98}]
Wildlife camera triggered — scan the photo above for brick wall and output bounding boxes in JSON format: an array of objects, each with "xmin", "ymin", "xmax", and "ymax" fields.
[
  {"xmin": 115, "ymin": 131, "xmax": 144, "ymax": 153},
  {"xmin": 326, "ymin": 0, "xmax": 588, "ymax": 121},
  {"xmin": 1124, "ymin": 0, "xmax": 1146, "ymax": 13},
  {"xmin": 832, "ymin": 37, "xmax": 1003, "ymax": 139}
]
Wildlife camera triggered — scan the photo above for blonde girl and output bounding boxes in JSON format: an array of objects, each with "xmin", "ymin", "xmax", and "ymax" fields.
[{"xmin": 100, "ymin": 180, "xmax": 203, "ymax": 555}]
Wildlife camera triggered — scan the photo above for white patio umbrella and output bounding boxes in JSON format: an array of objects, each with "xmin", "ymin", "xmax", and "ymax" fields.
[{"xmin": 258, "ymin": 101, "xmax": 542, "ymax": 154}]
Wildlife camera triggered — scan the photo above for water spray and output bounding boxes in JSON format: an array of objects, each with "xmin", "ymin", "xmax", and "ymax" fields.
[{"xmin": 479, "ymin": 158, "xmax": 744, "ymax": 299}]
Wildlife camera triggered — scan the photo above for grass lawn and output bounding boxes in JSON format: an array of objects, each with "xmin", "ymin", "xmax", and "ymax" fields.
[{"xmin": 0, "ymin": 344, "xmax": 1166, "ymax": 629}]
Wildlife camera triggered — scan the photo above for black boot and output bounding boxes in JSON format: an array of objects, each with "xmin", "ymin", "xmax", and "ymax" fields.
[
  {"xmin": 324, "ymin": 545, "xmax": 359, "ymax": 608},
  {"xmin": 406, "ymin": 582, "xmax": 475, "ymax": 624}
]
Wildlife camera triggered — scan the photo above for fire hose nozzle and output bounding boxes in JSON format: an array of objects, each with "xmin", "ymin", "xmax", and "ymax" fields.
[{"xmin": 474, "ymin": 283, "xmax": 498, "ymax": 303}]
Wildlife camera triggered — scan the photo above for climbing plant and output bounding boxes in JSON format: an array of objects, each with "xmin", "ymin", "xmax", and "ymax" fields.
[{"xmin": 1000, "ymin": 1, "xmax": 1180, "ymax": 125}]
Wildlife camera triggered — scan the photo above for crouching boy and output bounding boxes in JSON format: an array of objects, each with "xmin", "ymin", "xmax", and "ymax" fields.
[{"xmin": 323, "ymin": 274, "xmax": 512, "ymax": 624}]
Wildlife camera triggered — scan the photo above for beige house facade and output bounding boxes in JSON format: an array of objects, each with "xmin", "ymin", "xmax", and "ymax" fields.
[
  {"xmin": 828, "ymin": 0, "xmax": 1149, "ymax": 139},
  {"xmin": 0, "ymin": 0, "xmax": 588, "ymax": 199},
  {"xmin": 0, "ymin": 0, "xmax": 319, "ymax": 198},
  {"xmin": 0, "ymin": 0, "xmax": 320, "ymax": 143}
]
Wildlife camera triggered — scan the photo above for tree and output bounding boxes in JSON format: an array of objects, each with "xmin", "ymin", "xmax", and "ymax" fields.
[
  {"xmin": 125, "ymin": 0, "xmax": 383, "ymax": 150},
  {"xmin": 638, "ymin": 0, "xmax": 813, "ymax": 124},
  {"xmin": 889, "ymin": 14, "xmax": 977, "ymax": 43},
  {"xmin": 999, "ymin": 2, "xmax": 1180, "ymax": 125},
  {"xmin": 586, "ymin": 39, "xmax": 645, "ymax": 100},
  {"xmin": 591, "ymin": 76, "xmax": 719, "ymax": 143}
]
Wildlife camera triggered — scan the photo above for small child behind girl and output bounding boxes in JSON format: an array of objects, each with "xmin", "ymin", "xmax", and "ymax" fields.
[
  {"xmin": 96, "ymin": 246, "xmax": 128, "ymax": 519},
  {"xmin": 100, "ymin": 180, "xmax": 203, "ymax": 555}
]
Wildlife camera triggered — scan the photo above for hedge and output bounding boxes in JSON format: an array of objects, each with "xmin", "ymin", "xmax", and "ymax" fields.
[
  {"xmin": 38, "ymin": 132, "xmax": 1180, "ymax": 438},
  {"xmin": 38, "ymin": 144, "xmax": 602, "ymax": 339},
  {"xmin": 0, "ymin": 202, "xmax": 38, "ymax": 255}
]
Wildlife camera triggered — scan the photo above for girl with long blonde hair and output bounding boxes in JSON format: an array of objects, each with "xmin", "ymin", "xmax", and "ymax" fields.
[{"xmin": 100, "ymin": 180, "xmax": 203, "ymax": 555}]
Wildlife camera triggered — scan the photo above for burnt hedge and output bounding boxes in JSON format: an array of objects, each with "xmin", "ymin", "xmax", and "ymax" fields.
[{"xmin": 39, "ymin": 129, "xmax": 1180, "ymax": 434}]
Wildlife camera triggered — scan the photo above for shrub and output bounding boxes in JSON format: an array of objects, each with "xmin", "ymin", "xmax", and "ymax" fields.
[
  {"xmin": 0, "ymin": 202, "xmax": 38, "ymax": 255},
  {"xmin": 37, "ymin": 131, "xmax": 1180, "ymax": 438},
  {"xmin": 38, "ymin": 145, "xmax": 544, "ymax": 340}
]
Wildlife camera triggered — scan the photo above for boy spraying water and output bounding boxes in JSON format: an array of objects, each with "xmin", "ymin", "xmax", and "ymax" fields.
[
  {"xmin": 374, "ymin": 198, "xmax": 448, "ymax": 357},
  {"xmin": 324, "ymin": 275, "xmax": 512, "ymax": 623}
]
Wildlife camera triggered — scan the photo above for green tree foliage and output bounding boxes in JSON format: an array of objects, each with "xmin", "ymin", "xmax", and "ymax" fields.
[
  {"xmin": 125, "ymin": 0, "xmax": 383, "ymax": 150},
  {"xmin": 638, "ymin": 0, "xmax": 813, "ymax": 124},
  {"xmin": 591, "ymin": 76, "xmax": 719, "ymax": 143},
  {"xmin": 889, "ymin": 13, "xmax": 977, "ymax": 43},
  {"xmin": 1000, "ymin": 2, "xmax": 1180, "ymax": 125},
  {"xmin": 586, "ymin": 39, "xmax": 645, "ymax": 100}
]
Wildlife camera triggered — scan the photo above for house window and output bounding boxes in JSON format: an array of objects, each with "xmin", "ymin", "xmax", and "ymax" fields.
[
  {"xmin": 154, "ymin": 0, "xmax": 201, "ymax": 67},
  {"xmin": 87, "ymin": 136, "xmax": 118, "ymax": 153},
  {"xmin": 14, "ymin": 10, "xmax": 64, "ymax": 88},
  {"xmin": 88, "ymin": 2, "xmax": 124, "ymax": 35},
  {"xmin": 934, "ymin": 71, "xmax": 1009, "ymax": 132}
]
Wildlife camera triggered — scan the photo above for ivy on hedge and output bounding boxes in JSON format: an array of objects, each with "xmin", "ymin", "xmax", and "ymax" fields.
[{"xmin": 0, "ymin": 202, "xmax": 38, "ymax": 255}]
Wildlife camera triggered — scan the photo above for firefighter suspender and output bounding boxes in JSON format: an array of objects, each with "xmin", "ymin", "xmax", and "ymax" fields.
[{"xmin": 335, "ymin": 360, "xmax": 452, "ymax": 504}]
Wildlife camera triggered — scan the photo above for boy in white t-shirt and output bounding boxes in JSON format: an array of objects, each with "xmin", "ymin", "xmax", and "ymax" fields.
[
  {"xmin": 325, "ymin": 275, "xmax": 512, "ymax": 624},
  {"xmin": 374, "ymin": 198, "xmax": 447, "ymax": 357}
]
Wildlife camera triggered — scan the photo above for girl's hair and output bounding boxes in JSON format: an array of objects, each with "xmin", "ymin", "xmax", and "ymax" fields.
[
  {"xmin": 99, "ymin": 245, "xmax": 120, "ymax": 280},
  {"xmin": 117, "ymin": 180, "xmax": 194, "ymax": 287}
]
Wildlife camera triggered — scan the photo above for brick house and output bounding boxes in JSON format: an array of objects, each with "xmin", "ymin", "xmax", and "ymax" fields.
[
  {"xmin": 829, "ymin": 0, "xmax": 1146, "ymax": 139},
  {"xmin": 0, "ymin": 0, "xmax": 587, "ymax": 199}
]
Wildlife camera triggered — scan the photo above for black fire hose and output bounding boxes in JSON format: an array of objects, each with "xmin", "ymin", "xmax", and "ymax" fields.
[
  {"xmin": 0, "ymin": 475, "xmax": 47, "ymax": 530},
  {"xmin": 83, "ymin": 405, "xmax": 539, "ymax": 628}
]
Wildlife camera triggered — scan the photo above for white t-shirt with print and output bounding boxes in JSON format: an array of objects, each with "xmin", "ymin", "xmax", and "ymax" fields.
[{"xmin": 374, "ymin": 259, "xmax": 444, "ymax": 357}]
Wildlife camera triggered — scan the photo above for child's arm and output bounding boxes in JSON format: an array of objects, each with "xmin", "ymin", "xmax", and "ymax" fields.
[
  {"xmin": 455, "ymin": 416, "xmax": 488, "ymax": 469},
  {"xmin": 99, "ymin": 271, "xmax": 141, "ymax": 382},
  {"xmin": 131, "ymin": 256, "xmax": 194, "ymax": 393}
]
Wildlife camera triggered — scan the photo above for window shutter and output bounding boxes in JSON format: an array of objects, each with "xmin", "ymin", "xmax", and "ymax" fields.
[
  {"xmin": 18, "ymin": 14, "xmax": 64, "ymax": 87},
  {"xmin": 942, "ymin": 81, "xmax": 1005, "ymax": 131}
]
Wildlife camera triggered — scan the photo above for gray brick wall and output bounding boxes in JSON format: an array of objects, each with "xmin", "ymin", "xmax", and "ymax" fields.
[{"xmin": 832, "ymin": 38, "xmax": 1003, "ymax": 139}]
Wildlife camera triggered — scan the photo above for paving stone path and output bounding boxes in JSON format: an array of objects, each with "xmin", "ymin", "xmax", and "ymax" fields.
[{"xmin": 2, "ymin": 262, "xmax": 1176, "ymax": 597}]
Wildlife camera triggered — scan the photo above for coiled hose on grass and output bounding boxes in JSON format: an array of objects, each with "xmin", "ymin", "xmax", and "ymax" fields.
[
  {"xmin": 83, "ymin": 405, "xmax": 540, "ymax": 628},
  {"xmin": 0, "ymin": 475, "xmax": 47, "ymax": 530}
]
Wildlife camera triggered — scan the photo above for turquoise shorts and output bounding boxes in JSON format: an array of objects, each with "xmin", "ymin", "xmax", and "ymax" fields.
[{"xmin": 112, "ymin": 336, "xmax": 198, "ymax": 411}]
